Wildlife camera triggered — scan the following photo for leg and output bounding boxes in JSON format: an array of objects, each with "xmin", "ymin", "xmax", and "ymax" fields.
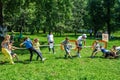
[
  {"xmin": 28, "ymin": 48, "xmax": 33, "ymax": 61},
  {"xmin": 91, "ymin": 49, "xmax": 97, "ymax": 58},
  {"xmin": 52, "ymin": 47, "xmax": 55, "ymax": 53},
  {"xmin": 48, "ymin": 43, "xmax": 51, "ymax": 52},
  {"xmin": 1, "ymin": 48, "xmax": 14, "ymax": 64},
  {"xmin": 32, "ymin": 47, "xmax": 43, "ymax": 60},
  {"xmin": 77, "ymin": 47, "xmax": 82, "ymax": 57}
]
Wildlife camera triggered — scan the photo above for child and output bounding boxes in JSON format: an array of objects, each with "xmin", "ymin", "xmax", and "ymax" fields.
[
  {"xmin": 20, "ymin": 37, "xmax": 46, "ymax": 62},
  {"xmin": 110, "ymin": 46, "xmax": 119, "ymax": 57},
  {"xmin": 62, "ymin": 37, "xmax": 72, "ymax": 59},
  {"xmin": 91, "ymin": 40, "xmax": 100, "ymax": 58},
  {"xmin": 100, "ymin": 46, "xmax": 114, "ymax": 58},
  {"xmin": 32, "ymin": 38, "xmax": 45, "ymax": 60},
  {"xmin": 1, "ymin": 35, "xmax": 14, "ymax": 64},
  {"xmin": 8, "ymin": 41, "xmax": 19, "ymax": 61},
  {"xmin": 76, "ymin": 34, "xmax": 87, "ymax": 57}
]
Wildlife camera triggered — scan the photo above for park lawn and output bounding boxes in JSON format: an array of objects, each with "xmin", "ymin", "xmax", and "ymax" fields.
[{"xmin": 0, "ymin": 33, "xmax": 120, "ymax": 80}]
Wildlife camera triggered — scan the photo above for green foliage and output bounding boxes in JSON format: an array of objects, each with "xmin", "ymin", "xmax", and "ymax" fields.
[{"xmin": 0, "ymin": 0, "xmax": 120, "ymax": 36}]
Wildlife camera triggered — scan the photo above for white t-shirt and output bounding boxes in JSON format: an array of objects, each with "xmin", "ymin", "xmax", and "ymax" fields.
[
  {"xmin": 116, "ymin": 46, "xmax": 120, "ymax": 51},
  {"xmin": 47, "ymin": 34, "xmax": 54, "ymax": 42},
  {"xmin": 77, "ymin": 36, "xmax": 85, "ymax": 44},
  {"xmin": 94, "ymin": 43, "xmax": 100, "ymax": 50}
]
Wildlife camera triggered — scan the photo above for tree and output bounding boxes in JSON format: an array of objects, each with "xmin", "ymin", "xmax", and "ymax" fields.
[
  {"xmin": 103, "ymin": 0, "xmax": 115, "ymax": 36},
  {"xmin": 87, "ymin": 0, "xmax": 105, "ymax": 37},
  {"xmin": 72, "ymin": 0, "xmax": 87, "ymax": 36}
]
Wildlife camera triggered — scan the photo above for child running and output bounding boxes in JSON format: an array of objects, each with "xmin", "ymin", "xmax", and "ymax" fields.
[
  {"xmin": 1, "ymin": 35, "xmax": 14, "ymax": 64},
  {"xmin": 32, "ymin": 38, "xmax": 45, "ymax": 60},
  {"xmin": 20, "ymin": 37, "xmax": 46, "ymax": 62},
  {"xmin": 62, "ymin": 37, "xmax": 72, "ymax": 59}
]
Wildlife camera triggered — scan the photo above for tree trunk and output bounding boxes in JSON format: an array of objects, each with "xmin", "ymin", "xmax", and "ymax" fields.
[
  {"xmin": 0, "ymin": 0, "xmax": 3, "ymax": 26},
  {"xmin": 43, "ymin": 27, "xmax": 46, "ymax": 33},
  {"xmin": 0, "ymin": 0, "xmax": 4, "ymax": 46},
  {"xmin": 106, "ymin": 6, "xmax": 111, "ymax": 38}
]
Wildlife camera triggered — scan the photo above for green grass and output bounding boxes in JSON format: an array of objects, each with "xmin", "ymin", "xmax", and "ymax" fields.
[{"xmin": 0, "ymin": 33, "xmax": 120, "ymax": 80}]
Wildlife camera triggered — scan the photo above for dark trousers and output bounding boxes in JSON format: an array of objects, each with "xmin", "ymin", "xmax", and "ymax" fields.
[
  {"xmin": 28, "ymin": 47, "xmax": 43, "ymax": 61},
  {"xmin": 105, "ymin": 52, "xmax": 114, "ymax": 58}
]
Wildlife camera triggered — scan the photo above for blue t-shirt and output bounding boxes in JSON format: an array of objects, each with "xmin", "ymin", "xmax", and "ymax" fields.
[{"xmin": 23, "ymin": 39, "xmax": 32, "ymax": 49}]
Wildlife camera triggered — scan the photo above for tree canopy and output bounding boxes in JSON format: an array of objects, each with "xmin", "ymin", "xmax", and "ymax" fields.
[{"xmin": 0, "ymin": 0, "xmax": 120, "ymax": 36}]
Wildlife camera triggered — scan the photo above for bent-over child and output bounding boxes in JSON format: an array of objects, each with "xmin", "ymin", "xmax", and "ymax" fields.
[{"xmin": 100, "ymin": 46, "xmax": 115, "ymax": 58}]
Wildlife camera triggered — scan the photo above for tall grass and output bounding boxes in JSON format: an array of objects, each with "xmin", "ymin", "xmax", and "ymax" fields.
[{"xmin": 0, "ymin": 33, "xmax": 120, "ymax": 80}]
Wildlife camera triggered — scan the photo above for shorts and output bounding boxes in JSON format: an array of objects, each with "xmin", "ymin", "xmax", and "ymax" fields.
[
  {"xmin": 65, "ymin": 48, "xmax": 70, "ymax": 54},
  {"xmin": 93, "ymin": 49, "xmax": 98, "ymax": 53},
  {"xmin": 78, "ymin": 44, "xmax": 82, "ymax": 48},
  {"xmin": 105, "ymin": 52, "xmax": 114, "ymax": 58},
  {"xmin": 11, "ymin": 52, "xmax": 15, "ymax": 56}
]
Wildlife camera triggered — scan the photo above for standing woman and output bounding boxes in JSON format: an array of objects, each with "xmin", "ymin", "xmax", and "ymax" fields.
[
  {"xmin": 47, "ymin": 32, "xmax": 55, "ymax": 54},
  {"xmin": 1, "ymin": 35, "xmax": 14, "ymax": 64}
]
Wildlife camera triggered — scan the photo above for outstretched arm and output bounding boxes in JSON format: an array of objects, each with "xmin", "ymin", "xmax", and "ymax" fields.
[{"xmin": 20, "ymin": 43, "xmax": 24, "ymax": 47}]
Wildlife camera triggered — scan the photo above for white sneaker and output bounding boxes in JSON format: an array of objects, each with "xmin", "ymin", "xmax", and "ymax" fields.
[
  {"xmin": 78, "ymin": 54, "xmax": 81, "ymax": 58},
  {"xmin": 42, "ymin": 58, "xmax": 46, "ymax": 61}
]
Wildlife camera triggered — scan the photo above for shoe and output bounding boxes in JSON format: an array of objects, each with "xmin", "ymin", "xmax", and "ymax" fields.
[
  {"xmin": 53, "ymin": 52, "xmax": 56, "ymax": 54},
  {"xmin": 10, "ymin": 62, "xmax": 15, "ymax": 64},
  {"xmin": 78, "ymin": 55, "xmax": 81, "ymax": 58},
  {"xmin": 64, "ymin": 55, "xmax": 67, "ymax": 59},
  {"xmin": 91, "ymin": 56, "xmax": 94, "ymax": 58},
  {"xmin": 42, "ymin": 58, "xmax": 46, "ymax": 61}
]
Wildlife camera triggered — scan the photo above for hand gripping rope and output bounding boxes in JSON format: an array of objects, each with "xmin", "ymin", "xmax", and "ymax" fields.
[{"xmin": 15, "ymin": 40, "xmax": 107, "ymax": 50}]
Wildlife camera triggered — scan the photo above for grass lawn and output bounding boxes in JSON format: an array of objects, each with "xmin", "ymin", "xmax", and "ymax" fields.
[{"xmin": 0, "ymin": 33, "xmax": 120, "ymax": 80}]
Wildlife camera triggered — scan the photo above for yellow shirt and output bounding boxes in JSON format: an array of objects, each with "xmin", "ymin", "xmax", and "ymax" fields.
[{"xmin": 32, "ymin": 42, "xmax": 40, "ymax": 50}]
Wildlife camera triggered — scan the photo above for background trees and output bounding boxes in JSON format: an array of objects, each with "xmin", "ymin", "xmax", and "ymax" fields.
[{"xmin": 0, "ymin": 0, "xmax": 120, "ymax": 37}]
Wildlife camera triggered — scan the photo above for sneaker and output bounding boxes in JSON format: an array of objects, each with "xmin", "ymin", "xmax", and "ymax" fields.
[
  {"xmin": 10, "ymin": 62, "xmax": 15, "ymax": 64},
  {"xmin": 53, "ymin": 52, "xmax": 56, "ymax": 54},
  {"xmin": 91, "ymin": 56, "xmax": 94, "ymax": 58},
  {"xmin": 64, "ymin": 55, "xmax": 67, "ymax": 59},
  {"xmin": 42, "ymin": 58, "xmax": 46, "ymax": 61},
  {"xmin": 78, "ymin": 55, "xmax": 81, "ymax": 58}
]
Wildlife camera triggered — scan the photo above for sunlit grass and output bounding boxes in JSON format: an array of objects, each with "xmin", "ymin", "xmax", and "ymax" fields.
[{"xmin": 0, "ymin": 33, "xmax": 120, "ymax": 80}]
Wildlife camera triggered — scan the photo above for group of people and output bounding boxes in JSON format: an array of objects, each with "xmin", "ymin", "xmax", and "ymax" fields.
[
  {"xmin": 1, "ymin": 32, "xmax": 120, "ymax": 64},
  {"xmin": 91, "ymin": 40, "xmax": 120, "ymax": 58},
  {"xmin": 0, "ymin": 32, "xmax": 55, "ymax": 64},
  {"xmin": 62, "ymin": 34, "xmax": 87, "ymax": 59}
]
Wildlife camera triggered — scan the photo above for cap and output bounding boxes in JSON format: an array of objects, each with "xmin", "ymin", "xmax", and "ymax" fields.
[{"xmin": 82, "ymin": 34, "xmax": 87, "ymax": 38}]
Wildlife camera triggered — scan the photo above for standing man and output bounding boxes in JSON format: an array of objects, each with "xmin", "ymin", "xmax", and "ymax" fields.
[
  {"xmin": 47, "ymin": 32, "xmax": 55, "ymax": 54},
  {"xmin": 76, "ymin": 34, "xmax": 87, "ymax": 57}
]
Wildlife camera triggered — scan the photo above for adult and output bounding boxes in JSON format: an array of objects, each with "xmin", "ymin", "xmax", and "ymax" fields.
[
  {"xmin": 47, "ymin": 32, "xmax": 55, "ymax": 54},
  {"xmin": 1, "ymin": 35, "xmax": 14, "ymax": 64}
]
